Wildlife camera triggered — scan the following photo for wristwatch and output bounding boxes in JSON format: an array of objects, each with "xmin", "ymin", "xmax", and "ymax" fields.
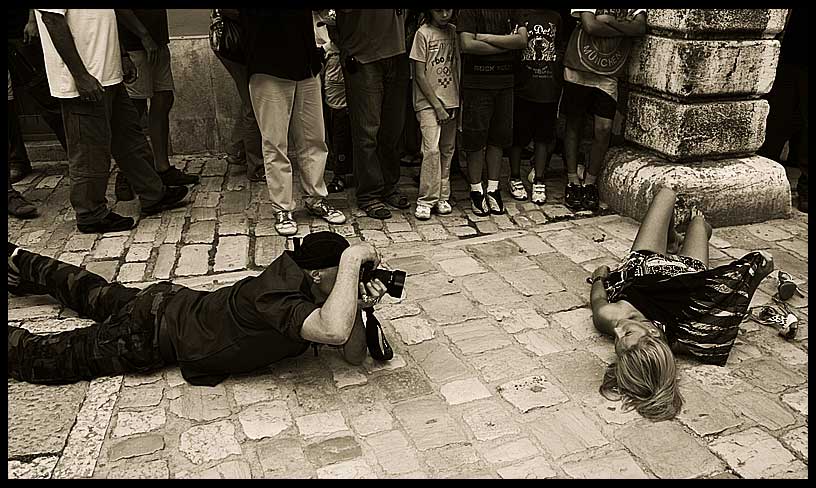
[{"xmin": 591, "ymin": 275, "xmax": 605, "ymax": 284}]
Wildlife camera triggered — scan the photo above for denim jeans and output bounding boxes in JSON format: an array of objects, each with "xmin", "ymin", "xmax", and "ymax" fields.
[
  {"xmin": 60, "ymin": 83, "xmax": 165, "ymax": 225},
  {"xmin": 416, "ymin": 108, "xmax": 457, "ymax": 207},
  {"xmin": 342, "ymin": 53, "xmax": 409, "ymax": 208}
]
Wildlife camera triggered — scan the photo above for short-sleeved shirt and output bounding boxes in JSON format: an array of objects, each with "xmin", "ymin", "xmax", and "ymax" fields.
[
  {"xmin": 335, "ymin": 9, "xmax": 406, "ymax": 64},
  {"xmin": 410, "ymin": 23, "xmax": 460, "ymax": 112},
  {"xmin": 35, "ymin": 9, "xmax": 123, "ymax": 99},
  {"xmin": 563, "ymin": 9, "xmax": 646, "ymax": 101},
  {"xmin": 242, "ymin": 9, "xmax": 323, "ymax": 81},
  {"xmin": 160, "ymin": 251, "xmax": 318, "ymax": 386},
  {"xmin": 515, "ymin": 10, "xmax": 563, "ymax": 104},
  {"xmin": 457, "ymin": 9, "xmax": 523, "ymax": 90},
  {"xmin": 118, "ymin": 9, "xmax": 170, "ymax": 52}
]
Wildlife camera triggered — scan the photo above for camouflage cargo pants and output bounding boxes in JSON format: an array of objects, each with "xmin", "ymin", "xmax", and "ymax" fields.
[{"xmin": 8, "ymin": 248, "xmax": 179, "ymax": 384}]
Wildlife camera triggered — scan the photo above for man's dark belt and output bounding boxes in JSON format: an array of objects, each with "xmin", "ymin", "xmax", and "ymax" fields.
[{"xmin": 157, "ymin": 318, "xmax": 177, "ymax": 364}]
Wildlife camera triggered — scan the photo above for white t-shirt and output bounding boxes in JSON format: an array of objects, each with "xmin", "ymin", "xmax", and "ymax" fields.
[{"xmin": 35, "ymin": 9, "xmax": 123, "ymax": 99}]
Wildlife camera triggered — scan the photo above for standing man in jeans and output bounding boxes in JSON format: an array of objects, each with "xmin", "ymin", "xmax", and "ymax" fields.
[
  {"xmin": 335, "ymin": 9, "xmax": 410, "ymax": 220},
  {"xmin": 115, "ymin": 9, "xmax": 200, "ymax": 201},
  {"xmin": 35, "ymin": 9, "xmax": 189, "ymax": 234}
]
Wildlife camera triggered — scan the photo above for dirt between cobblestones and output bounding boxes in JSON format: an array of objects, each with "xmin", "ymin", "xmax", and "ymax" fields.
[{"xmin": 8, "ymin": 154, "xmax": 808, "ymax": 479}]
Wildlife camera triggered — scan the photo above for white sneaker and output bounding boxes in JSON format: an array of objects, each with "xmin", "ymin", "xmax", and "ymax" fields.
[
  {"xmin": 509, "ymin": 179, "xmax": 527, "ymax": 200},
  {"xmin": 274, "ymin": 211, "xmax": 298, "ymax": 236},
  {"xmin": 435, "ymin": 200, "xmax": 452, "ymax": 215},
  {"xmin": 414, "ymin": 204, "xmax": 431, "ymax": 220},
  {"xmin": 531, "ymin": 183, "xmax": 547, "ymax": 205}
]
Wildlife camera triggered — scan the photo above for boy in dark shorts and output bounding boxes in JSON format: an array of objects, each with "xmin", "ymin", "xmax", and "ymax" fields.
[
  {"xmin": 561, "ymin": 9, "xmax": 646, "ymax": 211},
  {"xmin": 508, "ymin": 9, "xmax": 564, "ymax": 205},
  {"xmin": 457, "ymin": 9, "xmax": 527, "ymax": 216}
]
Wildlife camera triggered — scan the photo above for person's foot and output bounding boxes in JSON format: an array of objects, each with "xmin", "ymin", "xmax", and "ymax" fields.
[
  {"xmin": 414, "ymin": 203, "xmax": 431, "ymax": 220},
  {"xmin": 9, "ymin": 162, "xmax": 32, "ymax": 184},
  {"xmin": 115, "ymin": 171, "xmax": 135, "ymax": 201},
  {"xmin": 141, "ymin": 186, "xmax": 190, "ymax": 216},
  {"xmin": 384, "ymin": 192, "xmax": 410, "ymax": 209},
  {"xmin": 225, "ymin": 152, "xmax": 246, "ymax": 165},
  {"xmin": 470, "ymin": 191, "xmax": 489, "ymax": 217},
  {"xmin": 509, "ymin": 179, "xmax": 528, "ymax": 201},
  {"xmin": 531, "ymin": 183, "xmax": 547, "ymax": 205},
  {"xmin": 306, "ymin": 199, "xmax": 346, "ymax": 224},
  {"xmin": 565, "ymin": 183, "xmax": 583, "ymax": 210},
  {"xmin": 274, "ymin": 210, "xmax": 297, "ymax": 236},
  {"xmin": 582, "ymin": 183, "xmax": 600, "ymax": 211},
  {"xmin": 327, "ymin": 174, "xmax": 346, "ymax": 193},
  {"xmin": 160, "ymin": 166, "xmax": 200, "ymax": 186},
  {"xmin": 77, "ymin": 211, "xmax": 135, "ymax": 234},
  {"xmin": 486, "ymin": 189, "xmax": 505, "ymax": 215},
  {"xmin": 435, "ymin": 200, "xmax": 452, "ymax": 215},
  {"xmin": 8, "ymin": 190, "xmax": 37, "ymax": 219}
]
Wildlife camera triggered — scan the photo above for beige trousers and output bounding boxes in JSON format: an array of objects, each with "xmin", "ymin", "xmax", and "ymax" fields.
[{"xmin": 249, "ymin": 73, "xmax": 329, "ymax": 212}]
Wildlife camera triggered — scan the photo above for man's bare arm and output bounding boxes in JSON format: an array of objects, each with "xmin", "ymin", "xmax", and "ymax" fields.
[
  {"xmin": 459, "ymin": 32, "xmax": 509, "ymax": 55},
  {"xmin": 115, "ymin": 9, "xmax": 159, "ymax": 63},
  {"xmin": 604, "ymin": 12, "xmax": 647, "ymax": 37},
  {"xmin": 579, "ymin": 12, "xmax": 625, "ymax": 38}
]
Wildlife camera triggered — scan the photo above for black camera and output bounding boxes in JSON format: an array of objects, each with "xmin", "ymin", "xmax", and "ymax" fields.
[{"xmin": 360, "ymin": 262, "xmax": 406, "ymax": 298}]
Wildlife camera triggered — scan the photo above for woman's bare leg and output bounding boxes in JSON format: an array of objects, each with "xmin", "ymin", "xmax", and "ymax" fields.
[
  {"xmin": 678, "ymin": 211, "xmax": 712, "ymax": 267},
  {"xmin": 631, "ymin": 187, "xmax": 677, "ymax": 254}
]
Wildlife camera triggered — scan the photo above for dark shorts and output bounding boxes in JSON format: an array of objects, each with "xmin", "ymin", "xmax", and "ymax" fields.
[
  {"xmin": 461, "ymin": 86, "xmax": 513, "ymax": 152},
  {"xmin": 512, "ymin": 97, "xmax": 558, "ymax": 146},
  {"xmin": 561, "ymin": 81, "xmax": 617, "ymax": 120}
]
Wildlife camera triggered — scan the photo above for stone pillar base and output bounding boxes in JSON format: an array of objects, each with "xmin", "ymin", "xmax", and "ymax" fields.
[{"xmin": 600, "ymin": 147, "xmax": 792, "ymax": 227}]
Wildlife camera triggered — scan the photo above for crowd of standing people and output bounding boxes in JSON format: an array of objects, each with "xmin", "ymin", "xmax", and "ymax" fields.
[{"xmin": 7, "ymin": 9, "xmax": 807, "ymax": 235}]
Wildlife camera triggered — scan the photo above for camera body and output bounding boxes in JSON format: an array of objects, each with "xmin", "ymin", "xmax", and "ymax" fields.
[{"xmin": 360, "ymin": 262, "xmax": 406, "ymax": 298}]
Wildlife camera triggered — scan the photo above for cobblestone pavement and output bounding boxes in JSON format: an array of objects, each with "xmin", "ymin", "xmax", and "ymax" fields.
[{"xmin": 8, "ymin": 154, "xmax": 808, "ymax": 479}]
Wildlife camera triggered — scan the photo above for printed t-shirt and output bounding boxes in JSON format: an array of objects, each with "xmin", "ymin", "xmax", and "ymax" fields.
[
  {"xmin": 409, "ymin": 22, "xmax": 460, "ymax": 111},
  {"xmin": 515, "ymin": 9, "xmax": 563, "ymax": 104},
  {"xmin": 457, "ymin": 9, "xmax": 523, "ymax": 90}
]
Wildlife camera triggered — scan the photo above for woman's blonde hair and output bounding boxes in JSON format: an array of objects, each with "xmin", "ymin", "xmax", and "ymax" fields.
[{"xmin": 600, "ymin": 333, "xmax": 683, "ymax": 421}]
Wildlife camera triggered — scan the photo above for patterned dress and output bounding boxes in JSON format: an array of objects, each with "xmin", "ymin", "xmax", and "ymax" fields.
[{"xmin": 605, "ymin": 250, "xmax": 770, "ymax": 365}]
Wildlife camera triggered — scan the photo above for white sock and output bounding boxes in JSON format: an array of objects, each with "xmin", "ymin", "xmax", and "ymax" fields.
[
  {"xmin": 567, "ymin": 173, "xmax": 580, "ymax": 186},
  {"xmin": 486, "ymin": 180, "xmax": 499, "ymax": 192},
  {"xmin": 470, "ymin": 183, "xmax": 483, "ymax": 193},
  {"xmin": 585, "ymin": 173, "xmax": 598, "ymax": 185}
]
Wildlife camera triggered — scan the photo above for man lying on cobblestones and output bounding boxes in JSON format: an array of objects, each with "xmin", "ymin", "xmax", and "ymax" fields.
[
  {"xmin": 589, "ymin": 187, "xmax": 775, "ymax": 421},
  {"xmin": 8, "ymin": 232, "xmax": 387, "ymax": 386}
]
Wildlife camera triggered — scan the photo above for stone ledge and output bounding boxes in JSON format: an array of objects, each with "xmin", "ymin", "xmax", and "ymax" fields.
[
  {"xmin": 627, "ymin": 36, "xmax": 779, "ymax": 98},
  {"xmin": 625, "ymin": 91, "xmax": 769, "ymax": 160},
  {"xmin": 599, "ymin": 147, "xmax": 791, "ymax": 227},
  {"xmin": 647, "ymin": 9, "xmax": 788, "ymax": 39}
]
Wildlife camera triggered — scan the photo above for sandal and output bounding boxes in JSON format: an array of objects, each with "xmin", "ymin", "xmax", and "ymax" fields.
[
  {"xmin": 749, "ymin": 300, "xmax": 798, "ymax": 340},
  {"xmin": 362, "ymin": 202, "xmax": 392, "ymax": 220},
  {"xmin": 776, "ymin": 271, "xmax": 802, "ymax": 301},
  {"xmin": 327, "ymin": 174, "xmax": 346, "ymax": 193},
  {"xmin": 384, "ymin": 193, "xmax": 410, "ymax": 209}
]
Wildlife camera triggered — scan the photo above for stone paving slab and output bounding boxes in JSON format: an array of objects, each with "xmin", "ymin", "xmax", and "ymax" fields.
[{"xmin": 7, "ymin": 154, "xmax": 808, "ymax": 478}]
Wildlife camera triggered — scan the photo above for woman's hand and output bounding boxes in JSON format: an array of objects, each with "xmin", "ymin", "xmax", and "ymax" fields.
[{"xmin": 591, "ymin": 265, "xmax": 610, "ymax": 282}]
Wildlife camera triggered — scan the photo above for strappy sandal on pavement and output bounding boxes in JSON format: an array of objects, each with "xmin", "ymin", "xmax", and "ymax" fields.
[
  {"xmin": 362, "ymin": 201, "xmax": 392, "ymax": 220},
  {"xmin": 749, "ymin": 299, "xmax": 799, "ymax": 340},
  {"xmin": 274, "ymin": 211, "xmax": 298, "ymax": 236},
  {"xmin": 776, "ymin": 271, "xmax": 802, "ymax": 301}
]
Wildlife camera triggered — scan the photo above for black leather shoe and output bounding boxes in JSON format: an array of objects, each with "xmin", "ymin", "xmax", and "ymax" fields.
[
  {"xmin": 9, "ymin": 162, "xmax": 32, "ymax": 184},
  {"xmin": 160, "ymin": 167, "xmax": 200, "ymax": 186},
  {"xmin": 582, "ymin": 183, "xmax": 600, "ymax": 211},
  {"xmin": 77, "ymin": 211, "xmax": 135, "ymax": 234},
  {"xmin": 565, "ymin": 183, "xmax": 583, "ymax": 210},
  {"xmin": 141, "ymin": 185, "xmax": 189, "ymax": 216}
]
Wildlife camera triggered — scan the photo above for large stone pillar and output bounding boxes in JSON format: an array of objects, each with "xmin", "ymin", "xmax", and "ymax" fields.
[{"xmin": 599, "ymin": 9, "xmax": 792, "ymax": 227}]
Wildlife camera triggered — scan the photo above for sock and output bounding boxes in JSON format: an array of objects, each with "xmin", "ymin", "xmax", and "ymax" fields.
[
  {"xmin": 585, "ymin": 173, "xmax": 598, "ymax": 185},
  {"xmin": 486, "ymin": 180, "xmax": 499, "ymax": 192},
  {"xmin": 470, "ymin": 183, "xmax": 484, "ymax": 194},
  {"xmin": 567, "ymin": 173, "xmax": 580, "ymax": 186}
]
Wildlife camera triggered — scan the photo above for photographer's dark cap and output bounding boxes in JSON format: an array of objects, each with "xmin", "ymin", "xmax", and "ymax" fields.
[{"xmin": 290, "ymin": 231, "xmax": 350, "ymax": 270}]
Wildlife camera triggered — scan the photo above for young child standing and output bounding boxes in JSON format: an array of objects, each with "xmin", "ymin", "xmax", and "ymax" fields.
[
  {"xmin": 561, "ymin": 9, "xmax": 646, "ymax": 211},
  {"xmin": 410, "ymin": 9, "xmax": 461, "ymax": 220},
  {"xmin": 508, "ymin": 9, "xmax": 564, "ymax": 205}
]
